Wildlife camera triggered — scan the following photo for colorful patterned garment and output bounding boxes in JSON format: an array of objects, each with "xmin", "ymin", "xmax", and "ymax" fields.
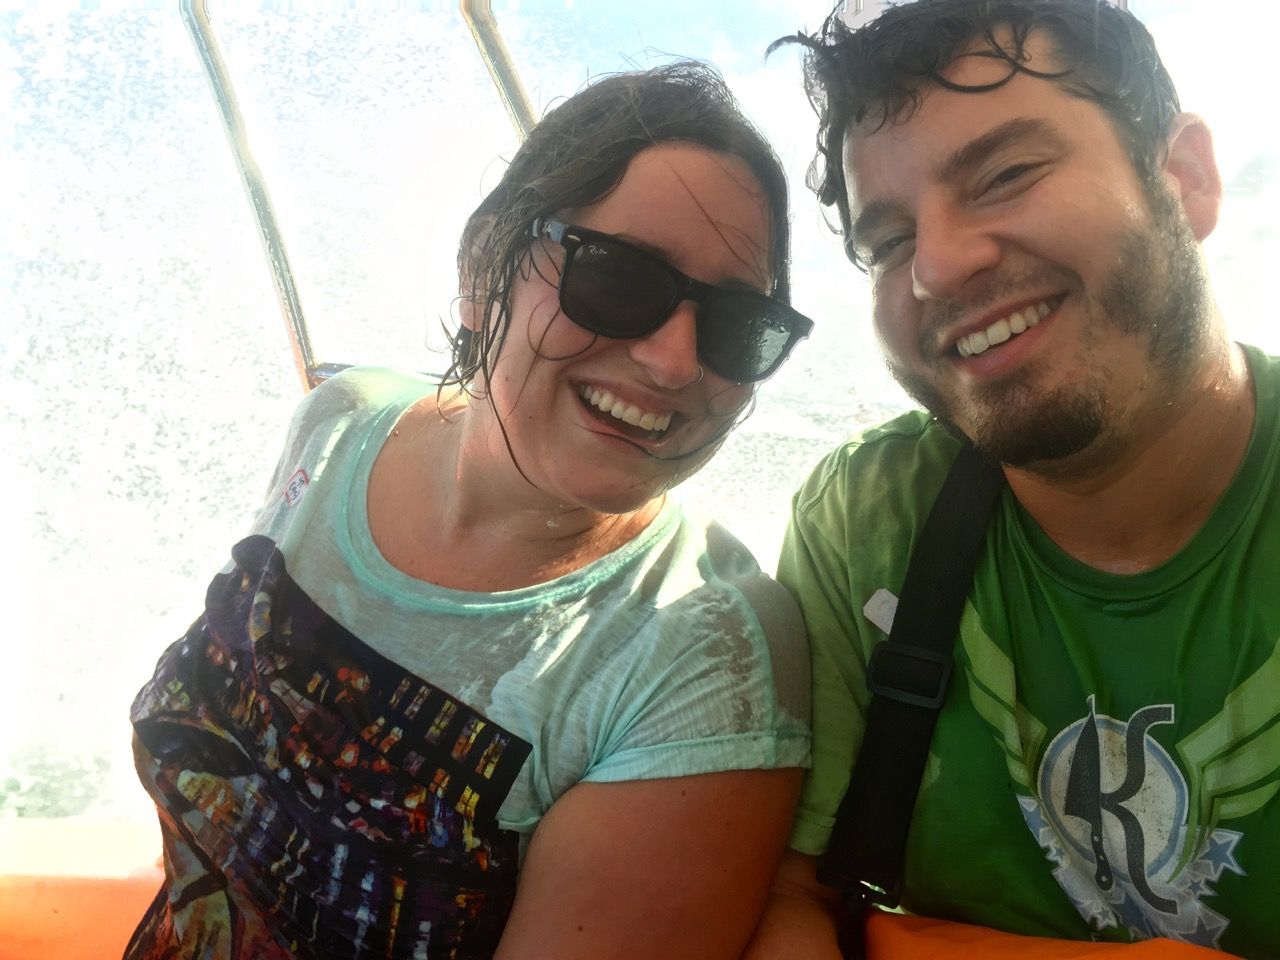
[{"xmin": 127, "ymin": 534, "xmax": 532, "ymax": 959}]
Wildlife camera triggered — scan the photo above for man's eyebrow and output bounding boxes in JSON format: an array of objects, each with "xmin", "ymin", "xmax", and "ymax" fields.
[
  {"xmin": 849, "ymin": 117, "xmax": 1063, "ymax": 250},
  {"xmin": 849, "ymin": 200, "xmax": 902, "ymax": 251},
  {"xmin": 938, "ymin": 116, "xmax": 1064, "ymax": 182}
]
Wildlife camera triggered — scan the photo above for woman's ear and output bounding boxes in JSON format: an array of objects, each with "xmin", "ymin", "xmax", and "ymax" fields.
[
  {"xmin": 457, "ymin": 216, "xmax": 495, "ymax": 333},
  {"xmin": 1161, "ymin": 113, "xmax": 1222, "ymax": 241},
  {"xmin": 458, "ymin": 285, "xmax": 484, "ymax": 332}
]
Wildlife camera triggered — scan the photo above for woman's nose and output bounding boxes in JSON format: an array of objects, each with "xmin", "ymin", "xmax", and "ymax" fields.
[{"xmin": 626, "ymin": 300, "xmax": 703, "ymax": 389}]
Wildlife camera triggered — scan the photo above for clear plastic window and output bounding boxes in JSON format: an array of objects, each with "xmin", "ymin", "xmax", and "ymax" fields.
[{"xmin": 4, "ymin": 0, "xmax": 1277, "ymax": 835}]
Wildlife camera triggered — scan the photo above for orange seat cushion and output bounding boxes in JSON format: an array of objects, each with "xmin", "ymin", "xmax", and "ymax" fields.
[
  {"xmin": 867, "ymin": 911, "xmax": 1238, "ymax": 958},
  {"xmin": 0, "ymin": 870, "xmax": 162, "ymax": 960}
]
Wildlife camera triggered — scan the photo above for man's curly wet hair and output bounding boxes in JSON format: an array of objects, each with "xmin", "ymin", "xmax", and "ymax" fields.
[{"xmin": 772, "ymin": 0, "xmax": 1180, "ymax": 267}]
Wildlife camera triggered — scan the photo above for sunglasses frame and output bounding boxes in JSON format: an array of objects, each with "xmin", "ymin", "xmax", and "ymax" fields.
[{"xmin": 531, "ymin": 217, "xmax": 813, "ymax": 383}]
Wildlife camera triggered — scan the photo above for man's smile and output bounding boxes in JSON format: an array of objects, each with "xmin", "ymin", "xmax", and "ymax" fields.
[{"xmin": 955, "ymin": 297, "xmax": 1059, "ymax": 357}]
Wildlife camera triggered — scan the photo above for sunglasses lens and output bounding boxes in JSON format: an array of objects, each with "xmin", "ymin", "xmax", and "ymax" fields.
[
  {"xmin": 561, "ymin": 239, "xmax": 676, "ymax": 338},
  {"xmin": 698, "ymin": 295, "xmax": 799, "ymax": 382},
  {"xmin": 549, "ymin": 223, "xmax": 808, "ymax": 382}
]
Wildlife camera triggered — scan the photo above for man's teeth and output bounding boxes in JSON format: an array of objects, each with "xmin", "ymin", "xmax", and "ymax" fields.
[
  {"xmin": 581, "ymin": 386, "xmax": 673, "ymax": 433},
  {"xmin": 956, "ymin": 301, "xmax": 1053, "ymax": 358}
]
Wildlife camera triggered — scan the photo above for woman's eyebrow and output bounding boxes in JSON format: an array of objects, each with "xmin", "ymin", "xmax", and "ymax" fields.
[
  {"xmin": 614, "ymin": 231, "xmax": 768, "ymax": 292},
  {"xmin": 611, "ymin": 231, "xmax": 671, "ymax": 260}
]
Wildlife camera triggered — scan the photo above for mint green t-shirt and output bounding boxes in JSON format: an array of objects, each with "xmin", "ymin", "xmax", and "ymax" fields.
[
  {"xmin": 251, "ymin": 366, "xmax": 811, "ymax": 842},
  {"xmin": 780, "ymin": 345, "xmax": 1280, "ymax": 957}
]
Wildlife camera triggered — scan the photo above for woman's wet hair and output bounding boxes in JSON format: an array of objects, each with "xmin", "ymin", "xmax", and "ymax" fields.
[
  {"xmin": 443, "ymin": 60, "xmax": 791, "ymax": 387},
  {"xmin": 770, "ymin": 0, "xmax": 1180, "ymax": 268}
]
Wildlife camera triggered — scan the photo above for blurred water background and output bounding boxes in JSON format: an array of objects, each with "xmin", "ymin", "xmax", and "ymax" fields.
[{"xmin": 4, "ymin": 0, "xmax": 1277, "ymax": 821}]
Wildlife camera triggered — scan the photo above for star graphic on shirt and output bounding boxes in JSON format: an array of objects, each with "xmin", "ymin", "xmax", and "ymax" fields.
[
  {"xmin": 1184, "ymin": 877, "xmax": 1208, "ymax": 897},
  {"xmin": 1190, "ymin": 910, "xmax": 1229, "ymax": 946},
  {"xmin": 1202, "ymin": 833, "xmax": 1243, "ymax": 880}
]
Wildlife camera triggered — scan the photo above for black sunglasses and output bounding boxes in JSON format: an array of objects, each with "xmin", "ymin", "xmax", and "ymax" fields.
[{"xmin": 531, "ymin": 218, "xmax": 813, "ymax": 383}]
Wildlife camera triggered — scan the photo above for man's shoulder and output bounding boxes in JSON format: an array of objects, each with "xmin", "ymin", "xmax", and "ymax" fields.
[
  {"xmin": 1244, "ymin": 342, "xmax": 1280, "ymax": 392},
  {"xmin": 792, "ymin": 408, "xmax": 964, "ymax": 525}
]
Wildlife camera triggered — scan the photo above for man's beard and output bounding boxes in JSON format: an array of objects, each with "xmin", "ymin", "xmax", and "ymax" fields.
[{"xmin": 891, "ymin": 183, "xmax": 1209, "ymax": 472}]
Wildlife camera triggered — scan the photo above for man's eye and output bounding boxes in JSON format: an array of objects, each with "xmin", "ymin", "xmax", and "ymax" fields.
[
  {"xmin": 980, "ymin": 162, "xmax": 1044, "ymax": 197},
  {"xmin": 867, "ymin": 233, "xmax": 914, "ymax": 267}
]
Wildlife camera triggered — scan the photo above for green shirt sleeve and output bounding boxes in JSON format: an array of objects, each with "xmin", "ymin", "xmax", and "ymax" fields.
[
  {"xmin": 777, "ymin": 414, "xmax": 960, "ymax": 855},
  {"xmin": 777, "ymin": 449, "xmax": 871, "ymax": 855}
]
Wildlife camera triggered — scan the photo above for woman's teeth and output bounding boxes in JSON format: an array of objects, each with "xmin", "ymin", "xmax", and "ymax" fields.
[
  {"xmin": 956, "ymin": 300, "xmax": 1053, "ymax": 358},
  {"xmin": 581, "ymin": 386, "xmax": 673, "ymax": 434}
]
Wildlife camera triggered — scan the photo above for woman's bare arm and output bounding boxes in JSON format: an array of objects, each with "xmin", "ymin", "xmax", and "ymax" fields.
[
  {"xmin": 494, "ymin": 768, "xmax": 802, "ymax": 960},
  {"xmin": 742, "ymin": 850, "xmax": 843, "ymax": 960}
]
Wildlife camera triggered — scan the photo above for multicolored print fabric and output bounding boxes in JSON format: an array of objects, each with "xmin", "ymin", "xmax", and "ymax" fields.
[{"xmin": 126, "ymin": 534, "xmax": 533, "ymax": 959}]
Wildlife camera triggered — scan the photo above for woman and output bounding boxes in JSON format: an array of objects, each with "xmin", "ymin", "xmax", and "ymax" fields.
[{"xmin": 127, "ymin": 62, "xmax": 814, "ymax": 960}]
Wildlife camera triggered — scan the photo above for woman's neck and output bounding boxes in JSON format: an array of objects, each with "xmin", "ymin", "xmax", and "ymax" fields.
[{"xmin": 366, "ymin": 393, "xmax": 665, "ymax": 591}]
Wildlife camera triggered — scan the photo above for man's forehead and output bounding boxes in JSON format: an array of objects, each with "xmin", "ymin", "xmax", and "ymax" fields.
[
  {"xmin": 838, "ymin": 29, "xmax": 1067, "ymax": 183},
  {"xmin": 885, "ymin": 25, "xmax": 1064, "ymax": 107}
]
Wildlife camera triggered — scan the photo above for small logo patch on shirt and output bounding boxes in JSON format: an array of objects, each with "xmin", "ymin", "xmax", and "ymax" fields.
[
  {"xmin": 863, "ymin": 587, "xmax": 899, "ymax": 634},
  {"xmin": 284, "ymin": 468, "xmax": 309, "ymax": 507}
]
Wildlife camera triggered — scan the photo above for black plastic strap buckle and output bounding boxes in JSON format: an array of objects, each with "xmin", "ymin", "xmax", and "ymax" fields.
[
  {"xmin": 867, "ymin": 641, "xmax": 952, "ymax": 709},
  {"xmin": 856, "ymin": 877, "xmax": 901, "ymax": 910}
]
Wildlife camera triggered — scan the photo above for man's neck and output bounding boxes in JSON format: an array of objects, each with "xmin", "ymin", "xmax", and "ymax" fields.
[{"xmin": 1003, "ymin": 343, "xmax": 1256, "ymax": 574}]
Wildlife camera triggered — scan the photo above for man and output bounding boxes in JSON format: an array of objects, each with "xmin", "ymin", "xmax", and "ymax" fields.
[{"xmin": 751, "ymin": 1, "xmax": 1279, "ymax": 957}]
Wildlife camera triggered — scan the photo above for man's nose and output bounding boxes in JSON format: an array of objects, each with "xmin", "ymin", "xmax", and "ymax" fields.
[{"xmin": 910, "ymin": 202, "xmax": 1001, "ymax": 302}]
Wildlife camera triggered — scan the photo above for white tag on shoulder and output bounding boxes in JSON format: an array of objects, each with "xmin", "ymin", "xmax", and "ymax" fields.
[
  {"xmin": 284, "ymin": 468, "xmax": 310, "ymax": 507},
  {"xmin": 863, "ymin": 588, "xmax": 899, "ymax": 635}
]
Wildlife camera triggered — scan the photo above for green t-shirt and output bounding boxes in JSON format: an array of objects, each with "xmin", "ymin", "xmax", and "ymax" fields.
[{"xmin": 780, "ymin": 345, "xmax": 1280, "ymax": 958}]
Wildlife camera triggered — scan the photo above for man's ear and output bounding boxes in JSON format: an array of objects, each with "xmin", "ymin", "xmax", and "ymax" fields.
[{"xmin": 1161, "ymin": 113, "xmax": 1222, "ymax": 241}]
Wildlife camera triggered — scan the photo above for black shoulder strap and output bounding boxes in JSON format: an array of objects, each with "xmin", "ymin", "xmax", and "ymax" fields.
[{"xmin": 817, "ymin": 441, "xmax": 1006, "ymax": 959}]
